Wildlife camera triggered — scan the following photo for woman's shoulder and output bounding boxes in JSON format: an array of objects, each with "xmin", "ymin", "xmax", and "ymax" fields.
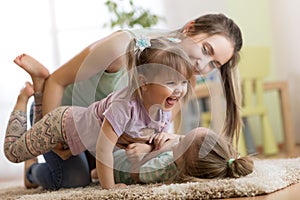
[
  {"xmin": 88, "ymin": 29, "xmax": 170, "ymax": 53},
  {"xmin": 88, "ymin": 30, "xmax": 133, "ymax": 52},
  {"xmin": 110, "ymin": 30, "xmax": 135, "ymax": 39},
  {"xmin": 113, "ymin": 29, "xmax": 171, "ymax": 40}
]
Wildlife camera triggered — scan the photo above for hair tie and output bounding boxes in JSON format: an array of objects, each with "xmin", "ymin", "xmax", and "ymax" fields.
[
  {"xmin": 136, "ymin": 36, "xmax": 151, "ymax": 51},
  {"xmin": 227, "ymin": 158, "xmax": 235, "ymax": 169},
  {"xmin": 167, "ymin": 37, "xmax": 182, "ymax": 43}
]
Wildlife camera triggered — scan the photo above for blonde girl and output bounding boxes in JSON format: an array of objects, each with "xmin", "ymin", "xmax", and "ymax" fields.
[{"xmin": 4, "ymin": 37, "xmax": 194, "ymax": 189}]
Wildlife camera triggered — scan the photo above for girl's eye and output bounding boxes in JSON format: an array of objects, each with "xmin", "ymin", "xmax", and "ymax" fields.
[
  {"xmin": 182, "ymin": 80, "xmax": 188, "ymax": 85},
  {"xmin": 165, "ymin": 81, "xmax": 175, "ymax": 85}
]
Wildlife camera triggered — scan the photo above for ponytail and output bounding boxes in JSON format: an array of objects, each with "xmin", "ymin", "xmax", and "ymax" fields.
[
  {"xmin": 227, "ymin": 157, "xmax": 254, "ymax": 178},
  {"xmin": 125, "ymin": 38, "xmax": 142, "ymax": 99},
  {"xmin": 173, "ymin": 128, "xmax": 254, "ymax": 183}
]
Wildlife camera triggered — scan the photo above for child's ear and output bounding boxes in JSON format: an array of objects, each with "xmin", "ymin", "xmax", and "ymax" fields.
[
  {"xmin": 138, "ymin": 75, "xmax": 147, "ymax": 86},
  {"xmin": 138, "ymin": 75, "xmax": 148, "ymax": 92}
]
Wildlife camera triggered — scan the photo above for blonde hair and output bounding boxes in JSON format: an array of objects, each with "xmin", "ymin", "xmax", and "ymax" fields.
[
  {"xmin": 125, "ymin": 37, "xmax": 194, "ymax": 102},
  {"xmin": 172, "ymin": 128, "xmax": 253, "ymax": 183}
]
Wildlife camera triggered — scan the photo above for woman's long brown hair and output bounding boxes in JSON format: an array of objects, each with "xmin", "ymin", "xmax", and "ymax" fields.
[{"xmin": 179, "ymin": 13, "xmax": 243, "ymax": 146}]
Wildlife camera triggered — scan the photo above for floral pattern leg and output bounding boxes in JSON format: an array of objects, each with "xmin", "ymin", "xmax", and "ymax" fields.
[
  {"xmin": 4, "ymin": 107, "xmax": 69, "ymax": 163},
  {"xmin": 33, "ymin": 92, "xmax": 43, "ymax": 124}
]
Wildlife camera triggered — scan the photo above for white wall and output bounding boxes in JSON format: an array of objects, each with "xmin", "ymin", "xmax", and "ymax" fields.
[
  {"xmin": 270, "ymin": 0, "xmax": 300, "ymax": 142},
  {"xmin": 0, "ymin": 0, "xmax": 53, "ymax": 182},
  {"xmin": 0, "ymin": 0, "xmax": 120, "ymax": 182},
  {"xmin": 162, "ymin": 0, "xmax": 227, "ymax": 29}
]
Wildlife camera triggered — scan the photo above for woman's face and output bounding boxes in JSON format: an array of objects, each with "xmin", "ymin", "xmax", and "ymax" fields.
[{"xmin": 180, "ymin": 34, "xmax": 234, "ymax": 75}]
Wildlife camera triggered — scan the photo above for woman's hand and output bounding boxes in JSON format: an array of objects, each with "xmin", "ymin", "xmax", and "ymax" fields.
[{"xmin": 148, "ymin": 132, "xmax": 177, "ymax": 150}]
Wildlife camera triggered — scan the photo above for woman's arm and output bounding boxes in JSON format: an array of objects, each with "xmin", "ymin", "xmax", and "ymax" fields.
[
  {"xmin": 96, "ymin": 118, "xmax": 126, "ymax": 189},
  {"xmin": 42, "ymin": 31, "xmax": 133, "ymax": 115}
]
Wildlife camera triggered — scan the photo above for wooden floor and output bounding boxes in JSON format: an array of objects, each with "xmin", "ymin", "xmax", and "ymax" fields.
[
  {"xmin": 224, "ymin": 144, "xmax": 300, "ymax": 200},
  {"xmin": 226, "ymin": 182, "xmax": 300, "ymax": 200}
]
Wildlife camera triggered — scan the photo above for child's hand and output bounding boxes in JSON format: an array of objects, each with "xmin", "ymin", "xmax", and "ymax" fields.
[
  {"xmin": 149, "ymin": 132, "xmax": 177, "ymax": 150},
  {"xmin": 112, "ymin": 183, "xmax": 127, "ymax": 189},
  {"xmin": 126, "ymin": 143, "xmax": 153, "ymax": 163}
]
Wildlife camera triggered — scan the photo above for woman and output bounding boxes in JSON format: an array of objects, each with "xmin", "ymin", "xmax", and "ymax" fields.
[{"xmin": 23, "ymin": 13, "xmax": 243, "ymax": 190}]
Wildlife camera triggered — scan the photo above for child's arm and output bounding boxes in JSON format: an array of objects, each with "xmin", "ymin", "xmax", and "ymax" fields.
[
  {"xmin": 130, "ymin": 136, "xmax": 181, "ymax": 181},
  {"xmin": 148, "ymin": 132, "xmax": 178, "ymax": 150},
  {"xmin": 139, "ymin": 136, "xmax": 180, "ymax": 164},
  {"xmin": 96, "ymin": 118, "xmax": 127, "ymax": 189},
  {"xmin": 126, "ymin": 132, "xmax": 178, "ymax": 166},
  {"xmin": 126, "ymin": 143, "xmax": 153, "ymax": 163}
]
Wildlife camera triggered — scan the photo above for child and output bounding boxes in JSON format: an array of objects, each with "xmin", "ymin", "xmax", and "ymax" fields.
[
  {"xmin": 94, "ymin": 127, "xmax": 254, "ymax": 184},
  {"xmin": 4, "ymin": 37, "xmax": 194, "ymax": 189}
]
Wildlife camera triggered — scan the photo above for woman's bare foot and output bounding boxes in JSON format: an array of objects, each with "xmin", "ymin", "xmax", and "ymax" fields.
[
  {"xmin": 14, "ymin": 54, "xmax": 50, "ymax": 93},
  {"xmin": 14, "ymin": 82, "xmax": 34, "ymax": 111},
  {"xmin": 24, "ymin": 157, "xmax": 39, "ymax": 189}
]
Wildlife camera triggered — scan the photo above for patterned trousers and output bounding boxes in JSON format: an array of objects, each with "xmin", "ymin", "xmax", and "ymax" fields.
[{"xmin": 4, "ymin": 106, "xmax": 69, "ymax": 163}]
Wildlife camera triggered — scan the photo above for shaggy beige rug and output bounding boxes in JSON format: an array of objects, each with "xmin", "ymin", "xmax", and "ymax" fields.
[{"xmin": 1, "ymin": 158, "xmax": 300, "ymax": 200}]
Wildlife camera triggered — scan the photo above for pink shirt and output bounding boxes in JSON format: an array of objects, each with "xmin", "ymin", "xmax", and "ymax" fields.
[{"xmin": 64, "ymin": 87, "xmax": 172, "ymax": 156}]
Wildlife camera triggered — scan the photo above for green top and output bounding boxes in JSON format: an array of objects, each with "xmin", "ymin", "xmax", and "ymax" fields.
[
  {"xmin": 61, "ymin": 29, "xmax": 169, "ymax": 107},
  {"xmin": 113, "ymin": 149, "xmax": 178, "ymax": 184},
  {"xmin": 62, "ymin": 66, "xmax": 127, "ymax": 107}
]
